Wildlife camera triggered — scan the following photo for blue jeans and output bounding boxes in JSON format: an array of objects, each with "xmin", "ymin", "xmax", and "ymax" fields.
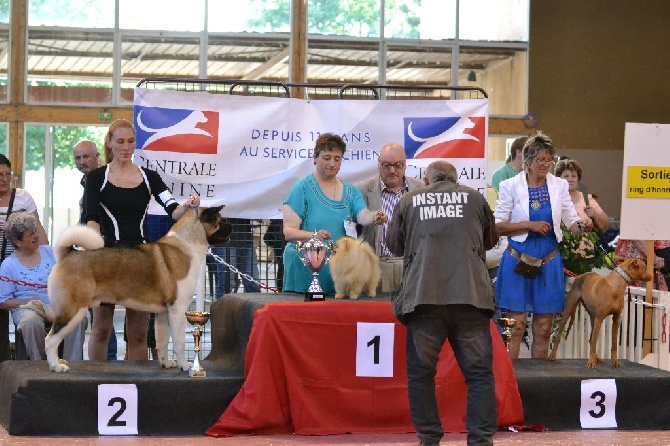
[
  {"xmin": 209, "ymin": 245, "xmax": 260, "ymax": 298},
  {"xmin": 405, "ymin": 304, "xmax": 497, "ymax": 446}
]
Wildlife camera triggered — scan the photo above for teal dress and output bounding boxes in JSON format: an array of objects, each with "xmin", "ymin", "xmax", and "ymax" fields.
[{"xmin": 282, "ymin": 174, "xmax": 367, "ymax": 295}]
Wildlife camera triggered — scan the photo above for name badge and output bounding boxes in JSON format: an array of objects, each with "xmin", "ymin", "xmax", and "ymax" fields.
[{"xmin": 344, "ymin": 220, "xmax": 357, "ymax": 238}]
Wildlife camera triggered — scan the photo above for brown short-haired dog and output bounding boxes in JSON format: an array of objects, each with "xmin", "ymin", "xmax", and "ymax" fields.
[{"xmin": 549, "ymin": 256, "xmax": 652, "ymax": 368}]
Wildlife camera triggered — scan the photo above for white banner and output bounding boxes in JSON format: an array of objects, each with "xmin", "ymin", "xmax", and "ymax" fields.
[{"xmin": 133, "ymin": 87, "xmax": 489, "ymax": 218}]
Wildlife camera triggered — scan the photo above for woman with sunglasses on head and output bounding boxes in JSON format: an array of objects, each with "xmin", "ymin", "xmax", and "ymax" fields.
[{"xmin": 494, "ymin": 132, "xmax": 589, "ymax": 359}]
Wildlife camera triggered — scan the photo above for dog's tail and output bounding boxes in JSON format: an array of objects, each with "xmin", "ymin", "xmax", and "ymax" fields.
[
  {"xmin": 563, "ymin": 276, "xmax": 586, "ymax": 338},
  {"xmin": 55, "ymin": 225, "xmax": 104, "ymax": 261}
]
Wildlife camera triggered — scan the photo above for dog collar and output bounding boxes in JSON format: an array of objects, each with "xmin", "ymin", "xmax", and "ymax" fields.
[{"xmin": 614, "ymin": 266, "xmax": 632, "ymax": 283}]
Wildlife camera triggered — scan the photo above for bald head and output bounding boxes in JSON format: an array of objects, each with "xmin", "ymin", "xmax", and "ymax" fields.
[
  {"xmin": 73, "ymin": 140, "xmax": 100, "ymax": 174},
  {"xmin": 424, "ymin": 161, "xmax": 458, "ymax": 185},
  {"xmin": 378, "ymin": 143, "xmax": 408, "ymax": 192}
]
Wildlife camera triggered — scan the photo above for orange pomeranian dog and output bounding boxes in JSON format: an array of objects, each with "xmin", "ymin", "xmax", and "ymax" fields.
[{"xmin": 329, "ymin": 237, "xmax": 381, "ymax": 299}]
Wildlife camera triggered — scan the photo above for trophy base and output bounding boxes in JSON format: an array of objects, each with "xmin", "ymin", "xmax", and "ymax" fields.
[
  {"xmin": 305, "ymin": 292, "xmax": 325, "ymax": 302},
  {"xmin": 189, "ymin": 369, "xmax": 207, "ymax": 378}
]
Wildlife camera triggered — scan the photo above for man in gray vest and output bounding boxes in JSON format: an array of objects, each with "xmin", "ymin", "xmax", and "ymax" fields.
[{"xmin": 356, "ymin": 143, "xmax": 423, "ymax": 293}]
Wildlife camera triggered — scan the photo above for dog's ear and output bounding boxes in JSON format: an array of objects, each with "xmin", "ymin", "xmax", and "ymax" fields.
[
  {"xmin": 630, "ymin": 258, "xmax": 647, "ymax": 271},
  {"xmin": 201, "ymin": 205, "xmax": 224, "ymax": 222},
  {"xmin": 613, "ymin": 255, "xmax": 625, "ymax": 265}
]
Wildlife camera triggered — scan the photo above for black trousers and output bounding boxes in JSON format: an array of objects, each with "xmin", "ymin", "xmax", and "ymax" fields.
[{"xmin": 0, "ymin": 310, "xmax": 9, "ymax": 362}]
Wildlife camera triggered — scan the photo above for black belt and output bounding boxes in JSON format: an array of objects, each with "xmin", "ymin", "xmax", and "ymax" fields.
[{"xmin": 507, "ymin": 246, "xmax": 558, "ymax": 265}]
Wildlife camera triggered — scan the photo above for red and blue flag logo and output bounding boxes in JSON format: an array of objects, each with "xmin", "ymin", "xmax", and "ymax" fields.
[
  {"xmin": 134, "ymin": 106, "xmax": 219, "ymax": 154},
  {"xmin": 403, "ymin": 116, "xmax": 485, "ymax": 159}
]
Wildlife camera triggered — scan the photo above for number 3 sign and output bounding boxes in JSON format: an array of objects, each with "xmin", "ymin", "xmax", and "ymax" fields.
[
  {"xmin": 98, "ymin": 384, "xmax": 139, "ymax": 435},
  {"xmin": 580, "ymin": 379, "xmax": 617, "ymax": 428}
]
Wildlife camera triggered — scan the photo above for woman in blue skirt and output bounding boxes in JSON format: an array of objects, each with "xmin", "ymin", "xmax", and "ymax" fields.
[{"xmin": 494, "ymin": 132, "xmax": 589, "ymax": 358}]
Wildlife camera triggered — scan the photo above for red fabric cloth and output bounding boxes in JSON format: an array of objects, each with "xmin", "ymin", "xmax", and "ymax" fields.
[{"xmin": 206, "ymin": 301, "xmax": 524, "ymax": 437}]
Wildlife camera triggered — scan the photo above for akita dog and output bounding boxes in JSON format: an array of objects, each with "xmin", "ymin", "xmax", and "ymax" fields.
[{"xmin": 45, "ymin": 206, "xmax": 231, "ymax": 372}]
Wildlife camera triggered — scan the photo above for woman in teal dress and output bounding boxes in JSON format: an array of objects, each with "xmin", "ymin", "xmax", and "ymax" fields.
[
  {"xmin": 494, "ymin": 132, "xmax": 589, "ymax": 359},
  {"xmin": 282, "ymin": 133, "xmax": 387, "ymax": 296}
]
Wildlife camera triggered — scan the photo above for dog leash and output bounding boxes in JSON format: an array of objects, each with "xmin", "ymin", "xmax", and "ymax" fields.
[{"xmin": 358, "ymin": 212, "xmax": 384, "ymax": 247}]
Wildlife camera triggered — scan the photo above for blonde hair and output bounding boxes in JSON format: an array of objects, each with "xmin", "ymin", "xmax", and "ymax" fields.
[{"xmin": 104, "ymin": 119, "xmax": 135, "ymax": 163}]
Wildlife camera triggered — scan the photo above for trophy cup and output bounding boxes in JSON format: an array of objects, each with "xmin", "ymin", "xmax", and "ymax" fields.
[
  {"xmin": 185, "ymin": 311, "xmax": 210, "ymax": 377},
  {"xmin": 296, "ymin": 231, "xmax": 333, "ymax": 301},
  {"xmin": 497, "ymin": 313, "xmax": 517, "ymax": 352}
]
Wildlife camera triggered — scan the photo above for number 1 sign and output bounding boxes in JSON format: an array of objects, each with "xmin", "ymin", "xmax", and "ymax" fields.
[{"xmin": 356, "ymin": 322, "xmax": 395, "ymax": 377}]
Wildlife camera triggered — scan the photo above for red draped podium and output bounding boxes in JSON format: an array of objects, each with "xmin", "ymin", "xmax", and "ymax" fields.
[{"xmin": 206, "ymin": 301, "xmax": 524, "ymax": 437}]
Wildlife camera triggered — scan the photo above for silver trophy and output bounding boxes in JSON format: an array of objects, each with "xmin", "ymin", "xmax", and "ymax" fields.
[{"xmin": 296, "ymin": 231, "xmax": 333, "ymax": 301}]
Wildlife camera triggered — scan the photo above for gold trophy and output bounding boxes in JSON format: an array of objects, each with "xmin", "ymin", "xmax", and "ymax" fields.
[
  {"xmin": 296, "ymin": 231, "xmax": 333, "ymax": 301},
  {"xmin": 185, "ymin": 311, "xmax": 210, "ymax": 377},
  {"xmin": 497, "ymin": 315, "xmax": 517, "ymax": 352}
]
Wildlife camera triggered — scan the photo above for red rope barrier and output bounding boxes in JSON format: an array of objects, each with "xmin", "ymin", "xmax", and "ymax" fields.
[{"xmin": 0, "ymin": 275, "xmax": 47, "ymax": 289}]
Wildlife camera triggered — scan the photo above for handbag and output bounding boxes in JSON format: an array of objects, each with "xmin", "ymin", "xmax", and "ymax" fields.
[
  {"xmin": 513, "ymin": 252, "xmax": 543, "ymax": 279},
  {"xmin": 508, "ymin": 246, "xmax": 558, "ymax": 279}
]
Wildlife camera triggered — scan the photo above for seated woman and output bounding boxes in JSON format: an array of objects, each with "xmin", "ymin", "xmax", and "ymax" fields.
[{"xmin": 0, "ymin": 212, "xmax": 86, "ymax": 360}]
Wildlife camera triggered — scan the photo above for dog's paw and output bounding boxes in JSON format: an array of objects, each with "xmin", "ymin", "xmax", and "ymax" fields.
[
  {"xmin": 334, "ymin": 293, "xmax": 344, "ymax": 299},
  {"xmin": 612, "ymin": 359, "xmax": 621, "ymax": 367},
  {"xmin": 161, "ymin": 359, "xmax": 177, "ymax": 369},
  {"xmin": 58, "ymin": 359, "xmax": 69, "ymax": 365},
  {"xmin": 179, "ymin": 361, "xmax": 192, "ymax": 372},
  {"xmin": 50, "ymin": 363, "xmax": 70, "ymax": 373},
  {"xmin": 586, "ymin": 360, "xmax": 597, "ymax": 368},
  {"xmin": 349, "ymin": 295, "xmax": 359, "ymax": 300},
  {"xmin": 548, "ymin": 352, "xmax": 557, "ymax": 361}
]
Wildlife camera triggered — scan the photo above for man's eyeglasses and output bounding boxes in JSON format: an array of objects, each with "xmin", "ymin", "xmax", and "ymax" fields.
[
  {"xmin": 0, "ymin": 172, "xmax": 12, "ymax": 180},
  {"xmin": 380, "ymin": 162, "xmax": 405, "ymax": 170},
  {"xmin": 534, "ymin": 158, "xmax": 554, "ymax": 166}
]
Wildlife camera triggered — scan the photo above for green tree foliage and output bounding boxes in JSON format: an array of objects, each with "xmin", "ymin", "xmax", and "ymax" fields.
[
  {"xmin": 0, "ymin": 125, "xmax": 6, "ymax": 155},
  {"xmin": 25, "ymin": 125, "xmax": 106, "ymax": 171},
  {"xmin": 248, "ymin": 0, "xmax": 419, "ymax": 38}
]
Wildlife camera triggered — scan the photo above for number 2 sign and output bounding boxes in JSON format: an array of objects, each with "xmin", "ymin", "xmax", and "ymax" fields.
[{"xmin": 98, "ymin": 384, "xmax": 139, "ymax": 435}]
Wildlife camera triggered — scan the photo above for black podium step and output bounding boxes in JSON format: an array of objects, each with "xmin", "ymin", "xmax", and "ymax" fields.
[
  {"xmin": 0, "ymin": 360, "xmax": 243, "ymax": 436},
  {"xmin": 514, "ymin": 358, "xmax": 670, "ymax": 430},
  {"xmin": 3, "ymin": 294, "xmax": 670, "ymax": 436}
]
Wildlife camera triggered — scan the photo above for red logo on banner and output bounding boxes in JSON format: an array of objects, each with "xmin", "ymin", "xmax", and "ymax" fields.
[
  {"xmin": 405, "ymin": 116, "xmax": 486, "ymax": 159},
  {"xmin": 136, "ymin": 108, "xmax": 219, "ymax": 155}
]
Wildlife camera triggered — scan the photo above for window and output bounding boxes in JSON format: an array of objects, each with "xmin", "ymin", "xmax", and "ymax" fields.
[
  {"xmin": 119, "ymin": 0, "xmax": 205, "ymax": 32},
  {"xmin": 0, "ymin": 27, "xmax": 7, "ymax": 103},
  {"xmin": 26, "ymin": 29, "xmax": 114, "ymax": 104},
  {"xmin": 459, "ymin": 0, "xmax": 529, "ymax": 42},
  {"xmin": 385, "ymin": 0, "xmax": 455, "ymax": 40},
  {"xmin": 28, "ymin": 0, "xmax": 114, "ymax": 28}
]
